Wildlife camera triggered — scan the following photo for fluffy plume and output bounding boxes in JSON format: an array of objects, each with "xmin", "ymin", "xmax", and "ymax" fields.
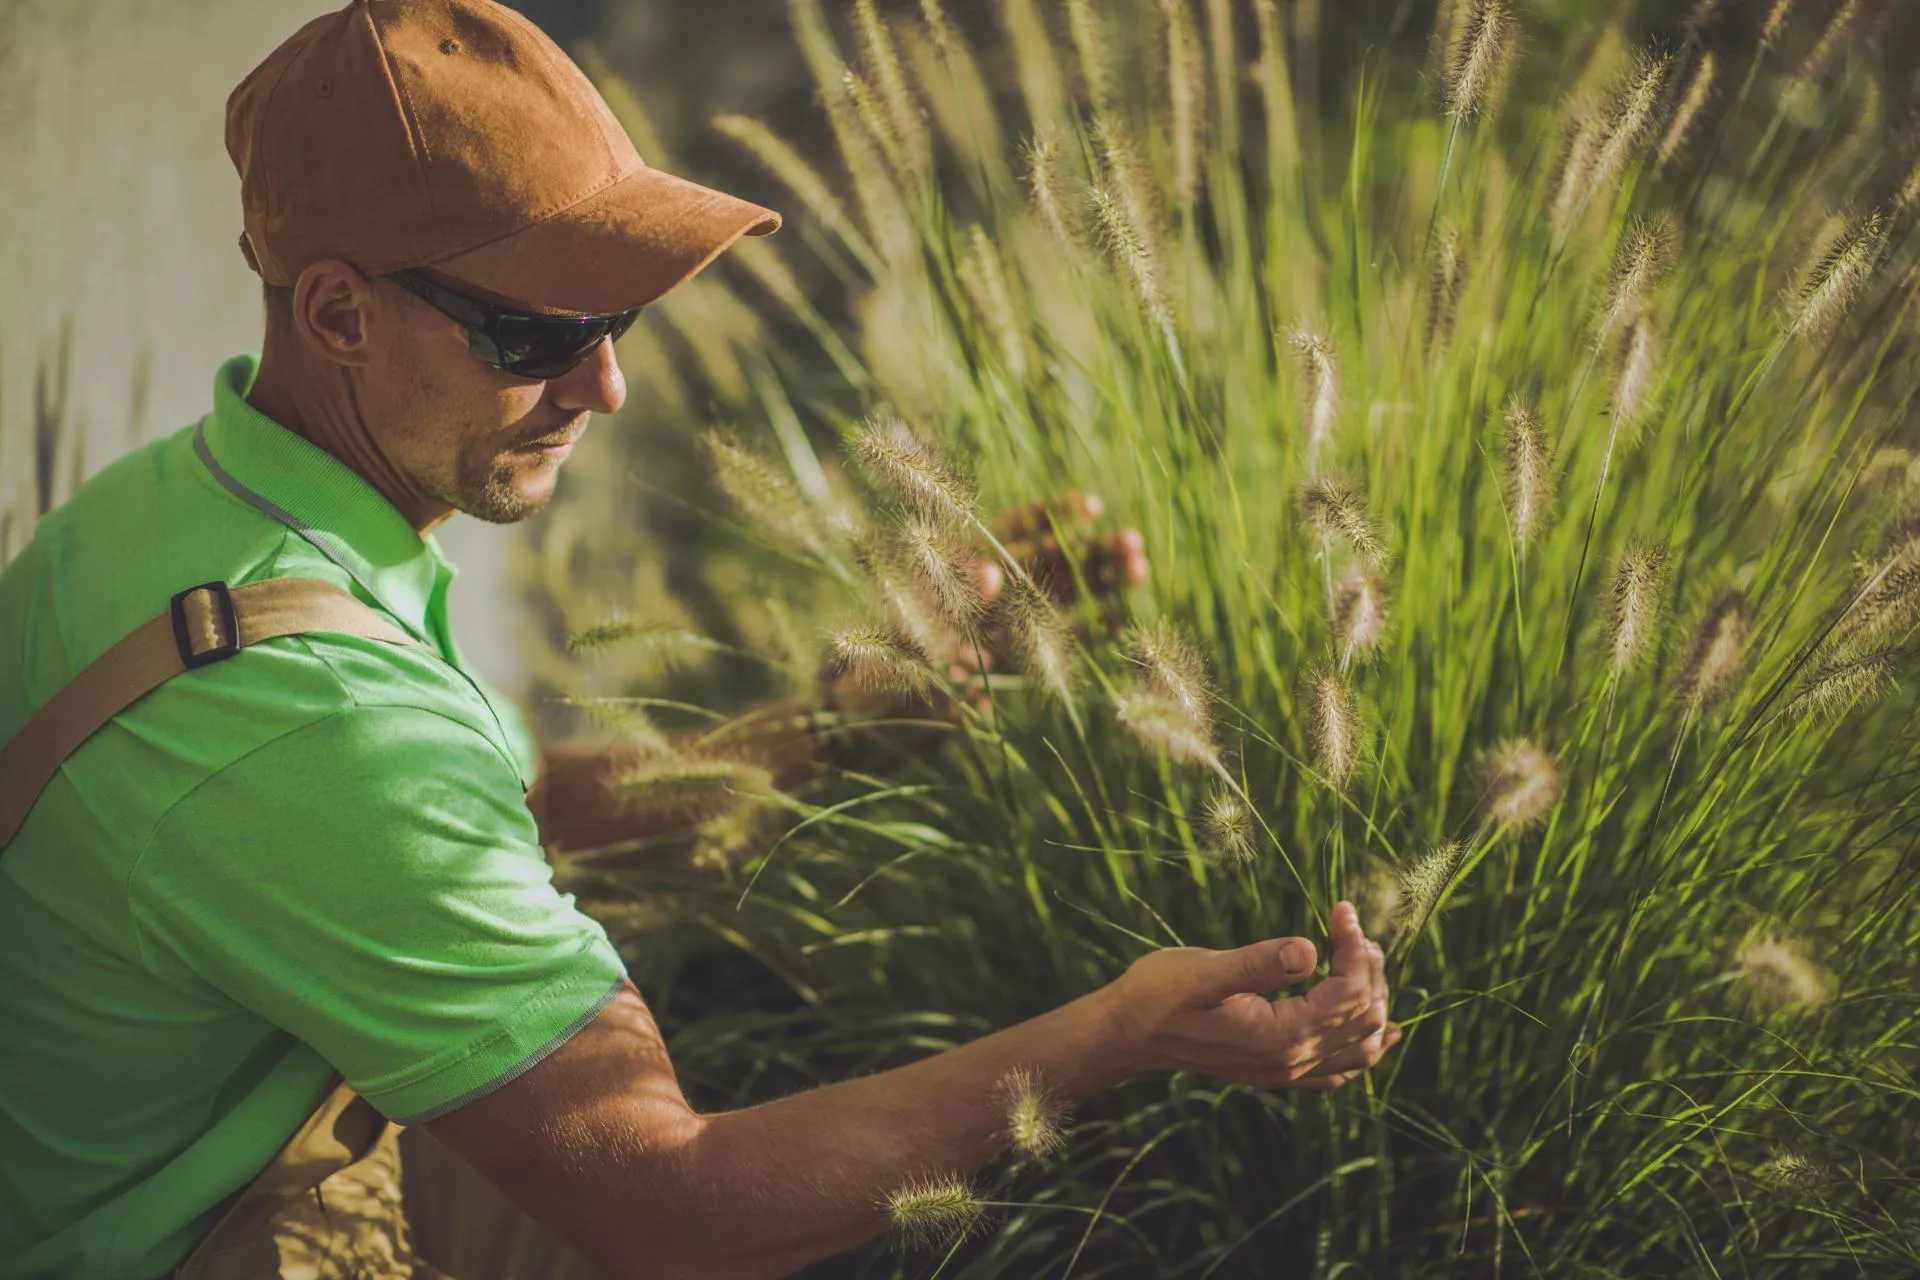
[
  {"xmin": 1484, "ymin": 738, "xmax": 1562, "ymax": 829},
  {"xmin": 854, "ymin": 0, "xmax": 929, "ymax": 179},
  {"xmin": 566, "ymin": 617, "xmax": 725, "ymax": 667},
  {"xmin": 1129, "ymin": 620, "xmax": 1214, "ymax": 729},
  {"xmin": 1502, "ymin": 398, "xmax": 1556, "ymax": 546},
  {"xmin": 1393, "ymin": 840, "xmax": 1469, "ymax": 938},
  {"xmin": 1024, "ymin": 131, "xmax": 1080, "ymax": 251},
  {"xmin": 1657, "ymin": 52, "xmax": 1715, "ymax": 168},
  {"xmin": 1608, "ymin": 541, "xmax": 1670, "ymax": 675},
  {"xmin": 1310, "ymin": 668, "xmax": 1363, "ymax": 788},
  {"xmin": 854, "ymin": 416, "xmax": 977, "ymax": 526},
  {"xmin": 1006, "ymin": 580, "xmax": 1078, "ymax": 702},
  {"xmin": 829, "ymin": 624, "xmax": 936, "ymax": 696},
  {"xmin": 1426, "ymin": 229, "xmax": 1470, "ymax": 349},
  {"xmin": 1093, "ymin": 185, "xmax": 1171, "ymax": 326},
  {"xmin": 609, "ymin": 752, "xmax": 775, "ymax": 823},
  {"xmin": 1896, "ymin": 157, "xmax": 1920, "ymax": 219},
  {"xmin": 1760, "ymin": 0, "xmax": 1800, "ymax": 47},
  {"xmin": 1334, "ymin": 568, "xmax": 1391, "ymax": 665},
  {"xmin": 1596, "ymin": 215, "xmax": 1677, "ymax": 344},
  {"xmin": 1676, "ymin": 591, "xmax": 1753, "ymax": 712},
  {"xmin": 558, "ymin": 695, "xmax": 669, "ymax": 751},
  {"xmin": 1300, "ymin": 477, "xmax": 1388, "ymax": 568},
  {"xmin": 1442, "ymin": 0, "xmax": 1517, "ymax": 120},
  {"xmin": 1163, "ymin": 0, "xmax": 1206, "ymax": 211},
  {"xmin": 1288, "ymin": 329, "xmax": 1341, "ymax": 454},
  {"xmin": 1785, "ymin": 211, "xmax": 1886, "ymax": 341},
  {"xmin": 898, "ymin": 514, "xmax": 983, "ymax": 626},
  {"xmin": 956, "ymin": 225, "xmax": 1028, "ymax": 378},
  {"xmin": 1588, "ymin": 52, "xmax": 1671, "ymax": 208},
  {"xmin": 1203, "ymin": 787, "xmax": 1257, "ymax": 863},
  {"xmin": 1610, "ymin": 316, "xmax": 1660, "ymax": 428},
  {"xmin": 1835, "ymin": 512, "xmax": 1920, "ymax": 649},
  {"xmin": 1065, "ymin": 0, "xmax": 1119, "ymax": 118},
  {"xmin": 882, "ymin": 1172, "xmax": 987, "ymax": 1250},
  {"xmin": 1754, "ymin": 1147, "xmax": 1838, "ymax": 1197},
  {"xmin": 1796, "ymin": 0, "xmax": 1858, "ymax": 85},
  {"xmin": 1114, "ymin": 686, "xmax": 1221, "ymax": 770},
  {"xmin": 997, "ymin": 1066, "xmax": 1069, "ymax": 1161},
  {"xmin": 1549, "ymin": 101, "xmax": 1609, "ymax": 234},
  {"xmin": 1735, "ymin": 935, "xmax": 1831, "ymax": 1009},
  {"xmin": 705, "ymin": 432, "xmax": 823, "ymax": 554},
  {"xmin": 1785, "ymin": 646, "xmax": 1897, "ymax": 722}
]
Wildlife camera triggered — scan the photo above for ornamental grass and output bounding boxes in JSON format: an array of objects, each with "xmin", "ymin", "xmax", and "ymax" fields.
[{"xmin": 535, "ymin": 0, "xmax": 1920, "ymax": 1272}]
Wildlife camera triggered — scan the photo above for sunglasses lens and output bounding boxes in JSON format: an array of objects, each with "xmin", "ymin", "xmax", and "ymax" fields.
[{"xmin": 491, "ymin": 312, "xmax": 639, "ymax": 380}]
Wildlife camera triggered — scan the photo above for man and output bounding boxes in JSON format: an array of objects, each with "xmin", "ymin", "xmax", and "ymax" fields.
[{"xmin": 0, "ymin": 2, "xmax": 1399, "ymax": 1277}]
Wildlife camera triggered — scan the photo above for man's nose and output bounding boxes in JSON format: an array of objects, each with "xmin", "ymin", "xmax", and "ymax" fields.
[{"xmin": 548, "ymin": 337, "xmax": 626, "ymax": 416}]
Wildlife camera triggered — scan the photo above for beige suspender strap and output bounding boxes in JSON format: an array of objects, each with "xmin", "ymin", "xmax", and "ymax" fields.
[{"xmin": 0, "ymin": 577, "xmax": 422, "ymax": 849}]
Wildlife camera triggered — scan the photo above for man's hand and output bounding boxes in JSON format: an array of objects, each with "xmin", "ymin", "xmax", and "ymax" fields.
[{"xmin": 1100, "ymin": 901, "xmax": 1400, "ymax": 1090}]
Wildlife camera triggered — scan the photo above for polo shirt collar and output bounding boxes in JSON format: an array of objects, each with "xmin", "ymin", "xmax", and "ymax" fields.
[{"xmin": 198, "ymin": 354, "xmax": 453, "ymax": 646}]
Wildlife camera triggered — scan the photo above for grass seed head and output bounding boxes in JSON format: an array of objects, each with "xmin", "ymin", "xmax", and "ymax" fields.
[
  {"xmin": 1300, "ymin": 476, "xmax": 1387, "ymax": 568},
  {"xmin": 899, "ymin": 513, "xmax": 983, "ymax": 627},
  {"xmin": 1754, "ymin": 1147, "xmax": 1837, "ymax": 1198},
  {"xmin": 1502, "ymin": 398, "xmax": 1556, "ymax": 546},
  {"xmin": 609, "ymin": 752, "xmax": 775, "ymax": 823},
  {"xmin": 830, "ymin": 624, "xmax": 936, "ymax": 696},
  {"xmin": 1610, "ymin": 315, "xmax": 1661, "ymax": 429},
  {"xmin": 1065, "ymin": 0, "xmax": 1119, "ymax": 118},
  {"xmin": 1442, "ymin": 0, "xmax": 1518, "ymax": 121},
  {"xmin": 1310, "ymin": 668, "xmax": 1363, "ymax": 788},
  {"xmin": 1287, "ymin": 328, "xmax": 1341, "ymax": 453},
  {"xmin": 1162, "ymin": 0, "xmax": 1206, "ymax": 210},
  {"xmin": 1787, "ymin": 646, "xmax": 1898, "ymax": 722},
  {"xmin": 1203, "ymin": 787, "xmax": 1257, "ymax": 863},
  {"xmin": 997, "ymin": 1066, "xmax": 1069, "ymax": 1160},
  {"xmin": 1657, "ymin": 51, "xmax": 1715, "ymax": 168},
  {"xmin": 882, "ymin": 1171, "xmax": 987, "ymax": 1251},
  {"xmin": 705, "ymin": 432, "xmax": 823, "ymax": 555},
  {"xmin": 1608, "ymin": 541, "xmax": 1670, "ymax": 675},
  {"xmin": 1549, "ymin": 100, "xmax": 1609, "ymax": 234},
  {"xmin": 1836, "ymin": 512, "xmax": 1920, "ymax": 648},
  {"xmin": 1426, "ymin": 228, "xmax": 1470, "ymax": 350},
  {"xmin": 1761, "ymin": 0, "xmax": 1800, "ymax": 47},
  {"xmin": 1394, "ymin": 840, "xmax": 1469, "ymax": 938},
  {"xmin": 1290, "ymin": 328, "xmax": 1336, "ymax": 452},
  {"xmin": 956, "ymin": 224, "xmax": 1028, "ymax": 377},
  {"xmin": 1589, "ymin": 51, "xmax": 1671, "ymax": 204},
  {"xmin": 1114, "ymin": 686, "xmax": 1221, "ymax": 771},
  {"xmin": 1129, "ymin": 620, "xmax": 1214, "ymax": 730},
  {"xmin": 1736, "ymin": 935, "xmax": 1832, "ymax": 1010},
  {"xmin": 1597, "ymin": 215, "xmax": 1677, "ymax": 344},
  {"xmin": 854, "ymin": 416, "xmax": 977, "ymax": 526},
  {"xmin": 1092, "ymin": 185, "xmax": 1170, "ymax": 323},
  {"xmin": 1786, "ymin": 210, "xmax": 1886, "ymax": 340},
  {"xmin": 1006, "ymin": 578, "xmax": 1079, "ymax": 702},
  {"xmin": 1484, "ymin": 738, "xmax": 1562, "ymax": 829},
  {"xmin": 1333, "ymin": 568, "xmax": 1391, "ymax": 664},
  {"xmin": 1676, "ymin": 591, "xmax": 1753, "ymax": 712},
  {"xmin": 1024, "ymin": 131, "xmax": 1080, "ymax": 251}
]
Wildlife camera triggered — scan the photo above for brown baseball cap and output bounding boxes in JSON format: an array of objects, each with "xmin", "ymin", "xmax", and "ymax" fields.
[{"xmin": 225, "ymin": 0, "xmax": 781, "ymax": 314}]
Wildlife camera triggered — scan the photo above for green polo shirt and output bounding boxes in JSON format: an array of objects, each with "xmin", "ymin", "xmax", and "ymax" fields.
[{"xmin": 0, "ymin": 354, "xmax": 627, "ymax": 1279}]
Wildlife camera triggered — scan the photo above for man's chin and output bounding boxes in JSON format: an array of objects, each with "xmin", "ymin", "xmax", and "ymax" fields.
[{"xmin": 458, "ymin": 454, "xmax": 563, "ymax": 524}]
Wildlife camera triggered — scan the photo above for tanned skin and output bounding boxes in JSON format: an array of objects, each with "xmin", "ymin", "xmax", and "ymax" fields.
[{"xmin": 251, "ymin": 257, "xmax": 1402, "ymax": 1279}]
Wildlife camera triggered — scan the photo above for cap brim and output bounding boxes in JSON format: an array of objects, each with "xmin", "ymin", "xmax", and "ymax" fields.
[{"xmin": 428, "ymin": 166, "xmax": 780, "ymax": 314}]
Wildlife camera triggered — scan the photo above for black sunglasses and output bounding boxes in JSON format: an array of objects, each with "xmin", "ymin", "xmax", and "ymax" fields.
[{"xmin": 384, "ymin": 268, "xmax": 640, "ymax": 380}]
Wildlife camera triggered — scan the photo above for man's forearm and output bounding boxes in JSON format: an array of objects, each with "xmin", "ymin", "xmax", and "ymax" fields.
[{"xmin": 662, "ymin": 987, "xmax": 1137, "ymax": 1279}]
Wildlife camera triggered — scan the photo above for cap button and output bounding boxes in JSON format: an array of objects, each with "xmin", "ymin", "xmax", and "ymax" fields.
[{"xmin": 439, "ymin": 38, "xmax": 460, "ymax": 54}]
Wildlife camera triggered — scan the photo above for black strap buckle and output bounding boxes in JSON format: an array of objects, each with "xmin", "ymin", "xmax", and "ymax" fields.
[{"xmin": 170, "ymin": 580, "xmax": 242, "ymax": 669}]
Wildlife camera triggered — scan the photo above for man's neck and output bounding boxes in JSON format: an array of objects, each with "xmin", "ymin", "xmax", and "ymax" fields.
[{"xmin": 246, "ymin": 345, "xmax": 454, "ymax": 537}]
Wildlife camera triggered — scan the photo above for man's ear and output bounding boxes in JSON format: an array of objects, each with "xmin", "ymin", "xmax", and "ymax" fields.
[{"xmin": 288, "ymin": 258, "xmax": 380, "ymax": 369}]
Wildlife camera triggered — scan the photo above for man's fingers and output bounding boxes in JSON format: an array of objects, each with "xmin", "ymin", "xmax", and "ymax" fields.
[
  {"xmin": 1198, "ymin": 936, "xmax": 1318, "ymax": 1006},
  {"xmin": 1328, "ymin": 900, "xmax": 1369, "ymax": 979}
]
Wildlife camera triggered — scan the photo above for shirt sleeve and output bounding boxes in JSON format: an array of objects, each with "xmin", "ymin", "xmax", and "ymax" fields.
[{"xmin": 129, "ymin": 703, "xmax": 628, "ymax": 1123}]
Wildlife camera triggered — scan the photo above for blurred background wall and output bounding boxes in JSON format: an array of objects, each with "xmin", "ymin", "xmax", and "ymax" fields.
[{"xmin": 0, "ymin": 0, "xmax": 812, "ymax": 701}]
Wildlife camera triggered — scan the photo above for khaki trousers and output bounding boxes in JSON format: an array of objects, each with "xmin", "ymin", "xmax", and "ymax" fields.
[{"xmin": 164, "ymin": 1080, "xmax": 605, "ymax": 1280}]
